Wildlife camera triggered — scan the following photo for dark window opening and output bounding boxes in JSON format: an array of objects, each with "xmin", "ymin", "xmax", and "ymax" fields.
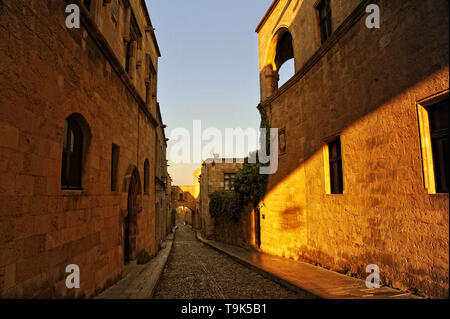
[
  {"xmin": 83, "ymin": 0, "xmax": 92, "ymax": 12},
  {"xmin": 329, "ymin": 136, "xmax": 343, "ymax": 194},
  {"xmin": 428, "ymin": 99, "xmax": 449, "ymax": 193},
  {"xmin": 61, "ymin": 117, "xmax": 83, "ymax": 190},
  {"xmin": 275, "ymin": 31, "xmax": 295, "ymax": 88},
  {"xmin": 150, "ymin": 60, "xmax": 157, "ymax": 99},
  {"xmin": 111, "ymin": 144, "xmax": 120, "ymax": 191},
  {"xmin": 145, "ymin": 82, "xmax": 150, "ymax": 104},
  {"xmin": 144, "ymin": 159, "xmax": 150, "ymax": 194},
  {"xmin": 179, "ymin": 193, "xmax": 184, "ymax": 201},
  {"xmin": 125, "ymin": 14, "xmax": 140, "ymax": 74},
  {"xmin": 125, "ymin": 41, "xmax": 132, "ymax": 73},
  {"xmin": 317, "ymin": 0, "xmax": 332, "ymax": 44},
  {"xmin": 224, "ymin": 173, "xmax": 236, "ymax": 191}
]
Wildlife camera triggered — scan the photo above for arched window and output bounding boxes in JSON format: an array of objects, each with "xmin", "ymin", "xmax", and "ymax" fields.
[
  {"xmin": 144, "ymin": 159, "xmax": 150, "ymax": 194},
  {"xmin": 61, "ymin": 116, "xmax": 84, "ymax": 189},
  {"xmin": 262, "ymin": 28, "xmax": 296, "ymax": 98},
  {"xmin": 275, "ymin": 31, "xmax": 295, "ymax": 88}
]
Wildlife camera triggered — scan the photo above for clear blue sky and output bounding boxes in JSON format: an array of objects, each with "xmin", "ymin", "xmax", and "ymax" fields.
[{"xmin": 146, "ymin": 0, "xmax": 274, "ymax": 185}]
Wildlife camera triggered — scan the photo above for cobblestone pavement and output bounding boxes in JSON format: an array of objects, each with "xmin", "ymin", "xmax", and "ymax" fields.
[{"xmin": 153, "ymin": 223, "xmax": 302, "ymax": 299}]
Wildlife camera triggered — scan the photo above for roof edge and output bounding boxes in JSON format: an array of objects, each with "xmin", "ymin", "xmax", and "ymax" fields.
[
  {"xmin": 140, "ymin": 0, "xmax": 161, "ymax": 57},
  {"xmin": 255, "ymin": 0, "xmax": 280, "ymax": 33}
]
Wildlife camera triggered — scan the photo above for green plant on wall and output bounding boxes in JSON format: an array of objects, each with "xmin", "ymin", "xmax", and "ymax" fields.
[
  {"xmin": 209, "ymin": 191, "xmax": 241, "ymax": 222},
  {"xmin": 208, "ymin": 103, "xmax": 271, "ymax": 221},
  {"xmin": 257, "ymin": 102, "xmax": 271, "ymax": 153}
]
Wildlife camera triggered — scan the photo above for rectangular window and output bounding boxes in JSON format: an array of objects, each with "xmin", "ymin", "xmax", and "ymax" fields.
[
  {"xmin": 111, "ymin": 144, "xmax": 120, "ymax": 191},
  {"xmin": 316, "ymin": 0, "xmax": 332, "ymax": 44},
  {"xmin": 126, "ymin": 15, "xmax": 139, "ymax": 75},
  {"xmin": 125, "ymin": 41, "xmax": 132, "ymax": 73},
  {"xmin": 428, "ymin": 99, "xmax": 449, "ymax": 193},
  {"xmin": 150, "ymin": 60, "xmax": 157, "ymax": 99},
  {"xmin": 328, "ymin": 136, "xmax": 343, "ymax": 194},
  {"xmin": 145, "ymin": 81, "xmax": 150, "ymax": 104},
  {"xmin": 224, "ymin": 173, "xmax": 236, "ymax": 191},
  {"xmin": 417, "ymin": 94, "xmax": 449, "ymax": 194}
]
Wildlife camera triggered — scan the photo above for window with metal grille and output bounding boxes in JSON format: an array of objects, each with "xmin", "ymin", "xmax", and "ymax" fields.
[
  {"xmin": 224, "ymin": 173, "xmax": 236, "ymax": 191},
  {"xmin": 316, "ymin": 0, "xmax": 332, "ymax": 44},
  {"xmin": 328, "ymin": 136, "xmax": 343, "ymax": 194},
  {"xmin": 111, "ymin": 144, "xmax": 120, "ymax": 191},
  {"xmin": 61, "ymin": 117, "xmax": 83, "ymax": 189},
  {"xmin": 428, "ymin": 99, "xmax": 449, "ymax": 193}
]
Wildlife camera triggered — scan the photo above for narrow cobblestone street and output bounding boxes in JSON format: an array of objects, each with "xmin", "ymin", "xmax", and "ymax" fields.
[{"xmin": 153, "ymin": 223, "xmax": 301, "ymax": 299}]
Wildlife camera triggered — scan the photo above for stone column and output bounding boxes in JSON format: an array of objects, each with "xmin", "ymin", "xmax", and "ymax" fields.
[{"xmin": 260, "ymin": 64, "xmax": 279, "ymax": 100}]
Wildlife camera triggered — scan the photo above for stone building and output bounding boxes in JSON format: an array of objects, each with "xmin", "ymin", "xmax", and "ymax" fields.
[
  {"xmin": 256, "ymin": 0, "xmax": 449, "ymax": 298},
  {"xmin": 199, "ymin": 159, "xmax": 244, "ymax": 239},
  {"xmin": 0, "ymin": 0, "xmax": 169, "ymax": 298},
  {"xmin": 155, "ymin": 103, "xmax": 171, "ymax": 248}
]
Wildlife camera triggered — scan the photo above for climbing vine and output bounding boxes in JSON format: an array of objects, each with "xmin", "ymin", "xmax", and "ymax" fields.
[
  {"xmin": 209, "ymin": 191, "xmax": 241, "ymax": 222},
  {"xmin": 257, "ymin": 102, "xmax": 271, "ymax": 153}
]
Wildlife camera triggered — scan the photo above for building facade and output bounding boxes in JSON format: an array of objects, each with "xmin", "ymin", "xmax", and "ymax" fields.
[
  {"xmin": 155, "ymin": 103, "xmax": 171, "ymax": 248},
  {"xmin": 199, "ymin": 159, "xmax": 244, "ymax": 239},
  {"xmin": 0, "ymin": 0, "xmax": 168, "ymax": 298},
  {"xmin": 256, "ymin": 0, "xmax": 449, "ymax": 298}
]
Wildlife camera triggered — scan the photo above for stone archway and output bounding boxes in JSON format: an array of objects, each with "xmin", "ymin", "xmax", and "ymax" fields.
[
  {"xmin": 121, "ymin": 166, "xmax": 142, "ymax": 264},
  {"xmin": 261, "ymin": 27, "xmax": 295, "ymax": 98}
]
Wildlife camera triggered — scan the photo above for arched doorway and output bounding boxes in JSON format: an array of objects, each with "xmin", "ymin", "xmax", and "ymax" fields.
[
  {"xmin": 176, "ymin": 206, "xmax": 193, "ymax": 223},
  {"xmin": 123, "ymin": 168, "xmax": 141, "ymax": 264}
]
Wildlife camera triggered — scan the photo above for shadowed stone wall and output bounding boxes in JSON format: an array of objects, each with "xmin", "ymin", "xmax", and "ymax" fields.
[{"xmin": 0, "ymin": 0, "xmax": 164, "ymax": 298}]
